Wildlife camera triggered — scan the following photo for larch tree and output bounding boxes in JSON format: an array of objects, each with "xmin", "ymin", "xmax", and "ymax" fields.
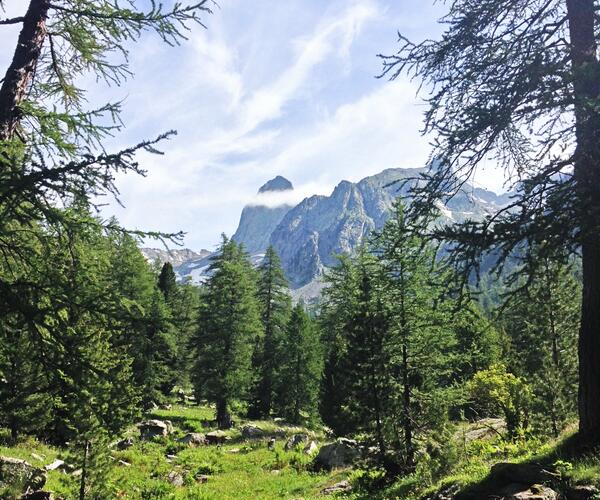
[
  {"xmin": 374, "ymin": 201, "xmax": 457, "ymax": 469},
  {"xmin": 381, "ymin": 0, "xmax": 600, "ymax": 439},
  {"xmin": 274, "ymin": 303, "xmax": 322, "ymax": 424},
  {"xmin": 250, "ymin": 245, "xmax": 292, "ymax": 418},
  {"xmin": 191, "ymin": 236, "xmax": 262, "ymax": 428}
]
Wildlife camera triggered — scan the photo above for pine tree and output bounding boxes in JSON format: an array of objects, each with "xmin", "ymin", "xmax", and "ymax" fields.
[
  {"xmin": 250, "ymin": 246, "xmax": 291, "ymax": 418},
  {"xmin": 342, "ymin": 250, "xmax": 393, "ymax": 463},
  {"xmin": 0, "ymin": 321, "xmax": 53, "ymax": 441},
  {"xmin": 191, "ymin": 236, "xmax": 262, "ymax": 427},
  {"xmin": 274, "ymin": 303, "xmax": 322, "ymax": 424},
  {"xmin": 319, "ymin": 255, "xmax": 360, "ymax": 435},
  {"xmin": 108, "ymin": 233, "xmax": 178, "ymax": 407},
  {"xmin": 158, "ymin": 262, "xmax": 178, "ymax": 301},
  {"xmin": 375, "ymin": 201, "xmax": 457, "ymax": 468}
]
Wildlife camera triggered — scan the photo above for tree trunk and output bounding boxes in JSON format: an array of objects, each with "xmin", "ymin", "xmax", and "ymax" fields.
[
  {"xmin": 0, "ymin": 0, "xmax": 50, "ymax": 141},
  {"xmin": 401, "ymin": 342, "xmax": 414, "ymax": 468},
  {"xmin": 566, "ymin": 0, "xmax": 600, "ymax": 441},
  {"xmin": 79, "ymin": 440, "xmax": 89, "ymax": 500}
]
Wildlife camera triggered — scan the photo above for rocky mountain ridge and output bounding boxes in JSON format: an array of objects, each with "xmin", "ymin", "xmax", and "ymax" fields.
[{"xmin": 167, "ymin": 168, "xmax": 511, "ymax": 292}]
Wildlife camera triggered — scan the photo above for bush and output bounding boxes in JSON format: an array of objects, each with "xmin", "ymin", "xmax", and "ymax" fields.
[{"xmin": 467, "ymin": 364, "xmax": 532, "ymax": 437}]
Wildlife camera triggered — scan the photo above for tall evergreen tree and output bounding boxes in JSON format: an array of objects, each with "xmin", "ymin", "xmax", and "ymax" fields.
[
  {"xmin": 375, "ymin": 202, "xmax": 457, "ymax": 468},
  {"xmin": 191, "ymin": 236, "xmax": 261, "ymax": 427},
  {"xmin": 380, "ymin": 0, "xmax": 600, "ymax": 439},
  {"xmin": 274, "ymin": 303, "xmax": 322, "ymax": 424},
  {"xmin": 319, "ymin": 255, "xmax": 360, "ymax": 435},
  {"xmin": 250, "ymin": 246, "xmax": 291, "ymax": 418},
  {"xmin": 342, "ymin": 250, "xmax": 393, "ymax": 463}
]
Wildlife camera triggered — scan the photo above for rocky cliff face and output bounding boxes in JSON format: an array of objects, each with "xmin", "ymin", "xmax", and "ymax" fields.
[
  {"xmin": 173, "ymin": 168, "xmax": 510, "ymax": 291},
  {"xmin": 231, "ymin": 176, "xmax": 295, "ymax": 254},
  {"xmin": 270, "ymin": 168, "xmax": 509, "ymax": 287}
]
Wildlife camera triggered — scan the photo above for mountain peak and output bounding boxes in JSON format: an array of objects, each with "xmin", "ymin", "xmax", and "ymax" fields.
[{"xmin": 258, "ymin": 176, "xmax": 293, "ymax": 193}]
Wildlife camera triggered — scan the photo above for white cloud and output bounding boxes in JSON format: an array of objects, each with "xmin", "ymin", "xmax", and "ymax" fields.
[{"xmin": 247, "ymin": 182, "xmax": 332, "ymax": 208}]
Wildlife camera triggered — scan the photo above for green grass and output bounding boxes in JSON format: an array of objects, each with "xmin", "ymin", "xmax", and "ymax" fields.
[
  {"xmin": 0, "ymin": 405, "xmax": 342, "ymax": 499},
  {"xmin": 364, "ymin": 423, "xmax": 600, "ymax": 500}
]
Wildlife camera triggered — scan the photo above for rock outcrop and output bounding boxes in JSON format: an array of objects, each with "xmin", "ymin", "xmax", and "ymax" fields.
[{"xmin": 0, "ymin": 456, "xmax": 47, "ymax": 495}]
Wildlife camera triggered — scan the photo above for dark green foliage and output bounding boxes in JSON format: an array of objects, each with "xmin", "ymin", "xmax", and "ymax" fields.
[
  {"xmin": 158, "ymin": 262, "xmax": 178, "ymax": 301},
  {"xmin": 109, "ymin": 233, "xmax": 178, "ymax": 408},
  {"xmin": 0, "ymin": 322, "xmax": 53, "ymax": 441},
  {"xmin": 274, "ymin": 303, "xmax": 322, "ymax": 424},
  {"xmin": 320, "ymin": 202, "xmax": 499, "ymax": 471},
  {"xmin": 191, "ymin": 236, "xmax": 262, "ymax": 427},
  {"xmin": 250, "ymin": 246, "xmax": 292, "ymax": 418},
  {"xmin": 502, "ymin": 252, "xmax": 580, "ymax": 436}
]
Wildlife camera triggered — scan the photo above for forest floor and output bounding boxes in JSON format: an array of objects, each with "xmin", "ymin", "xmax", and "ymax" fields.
[
  {"xmin": 0, "ymin": 404, "xmax": 345, "ymax": 499},
  {"xmin": 2, "ymin": 406, "xmax": 600, "ymax": 499}
]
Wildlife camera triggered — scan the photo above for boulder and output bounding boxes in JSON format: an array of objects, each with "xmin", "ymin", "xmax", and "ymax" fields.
[
  {"xmin": 44, "ymin": 460, "xmax": 65, "ymax": 472},
  {"xmin": 314, "ymin": 438, "xmax": 360, "ymax": 470},
  {"xmin": 205, "ymin": 430, "xmax": 229, "ymax": 445},
  {"xmin": 285, "ymin": 433, "xmax": 309, "ymax": 451},
  {"xmin": 498, "ymin": 483, "xmax": 558, "ymax": 500},
  {"xmin": 321, "ymin": 480, "xmax": 352, "ymax": 495},
  {"xmin": 139, "ymin": 419, "xmax": 170, "ymax": 440},
  {"xmin": 241, "ymin": 425, "xmax": 264, "ymax": 439},
  {"xmin": 115, "ymin": 437, "xmax": 134, "ymax": 450},
  {"xmin": 489, "ymin": 463, "xmax": 559, "ymax": 485},
  {"xmin": 462, "ymin": 418, "xmax": 506, "ymax": 441},
  {"xmin": 196, "ymin": 474, "xmax": 209, "ymax": 484},
  {"xmin": 0, "ymin": 456, "xmax": 47, "ymax": 494},
  {"xmin": 178, "ymin": 433, "xmax": 206, "ymax": 447},
  {"xmin": 567, "ymin": 485, "xmax": 600, "ymax": 500},
  {"xmin": 167, "ymin": 471, "xmax": 184, "ymax": 487}
]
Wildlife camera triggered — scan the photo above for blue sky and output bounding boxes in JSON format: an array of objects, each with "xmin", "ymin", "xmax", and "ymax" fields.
[{"xmin": 1, "ymin": 1, "xmax": 504, "ymax": 251}]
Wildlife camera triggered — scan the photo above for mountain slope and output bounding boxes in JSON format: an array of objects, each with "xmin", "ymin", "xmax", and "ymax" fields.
[
  {"xmin": 174, "ymin": 168, "xmax": 510, "ymax": 291},
  {"xmin": 270, "ymin": 168, "xmax": 508, "ymax": 287}
]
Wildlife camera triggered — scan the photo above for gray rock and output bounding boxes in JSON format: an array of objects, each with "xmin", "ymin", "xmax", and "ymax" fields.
[
  {"xmin": 205, "ymin": 430, "xmax": 229, "ymax": 445},
  {"xmin": 232, "ymin": 176, "xmax": 295, "ymax": 254},
  {"xmin": 43, "ymin": 460, "xmax": 64, "ymax": 472},
  {"xmin": 196, "ymin": 474, "xmax": 209, "ymax": 484},
  {"xmin": 178, "ymin": 433, "xmax": 206, "ymax": 447},
  {"xmin": 241, "ymin": 425, "xmax": 265, "ymax": 439},
  {"xmin": 115, "ymin": 437, "xmax": 134, "ymax": 450},
  {"xmin": 0, "ymin": 456, "xmax": 47, "ymax": 493},
  {"xmin": 285, "ymin": 434, "xmax": 309, "ymax": 451},
  {"xmin": 321, "ymin": 480, "xmax": 352, "ymax": 495},
  {"xmin": 175, "ymin": 168, "xmax": 510, "ymax": 293},
  {"xmin": 462, "ymin": 418, "xmax": 506, "ymax": 441},
  {"xmin": 314, "ymin": 438, "xmax": 360, "ymax": 470},
  {"xmin": 139, "ymin": 419, "xmax": 171, "ymax": 440},
  {"xmin": 167, "ymin": 471, "xmax": 184, "ymax": 487},
  {"xmin": 498, "ymin": 483, "xmax": 558, "ymax": 500}
]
